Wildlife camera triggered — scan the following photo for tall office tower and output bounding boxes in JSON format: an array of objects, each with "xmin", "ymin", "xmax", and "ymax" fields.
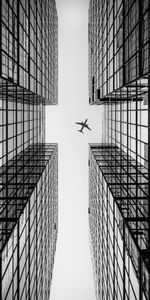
[
  {"xmin": 0, "ymin": 0, "xmax": 58, "ymax": 104},
  {"xmin": 88, "ymin": 0, "xmax": 150, "ymax": 299},
  {"xmin": 0, "ymin": 1, "xmax": 58, "ymax": 299}
]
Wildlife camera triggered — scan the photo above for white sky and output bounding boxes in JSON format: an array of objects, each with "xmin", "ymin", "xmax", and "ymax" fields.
[{"xmin": 46, "ymin": 1, "xmax": 103, "ymax": 299}]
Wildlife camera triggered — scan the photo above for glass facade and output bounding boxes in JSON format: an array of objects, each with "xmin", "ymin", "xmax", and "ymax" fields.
[
  {"xmin": 0, "ymin": 144, "xmax": 58, "ymax": 300},
  {"xmin": 88, "ymin": 0, "xmax": 149, "ymax": 104},
  {"xmin": 88, "ymin": 0, "xmax": 150, "ymax": 299},
  {"xmin": 0, "ymin": 78, "xmax": 45, "ymax": 166},
  {"xmin": 89, "ymin": 145, "xmax": 149, "ymax": 300},
  {"xmin": 0, "ymin": 0, "xmax": 58, "ymax": 104},
  {"xmin": 0, "ymin": 0, "xmax": 58, "ymax": 299}
]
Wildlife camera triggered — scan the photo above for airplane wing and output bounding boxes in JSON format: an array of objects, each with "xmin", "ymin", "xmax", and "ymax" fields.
[
  {"xmin": 86, "ymin": 124, "xmax": 91, "ymax": 131},
  {"xmin": 75, "ymin": 122, "xmax": 82, "ymax": 126}
]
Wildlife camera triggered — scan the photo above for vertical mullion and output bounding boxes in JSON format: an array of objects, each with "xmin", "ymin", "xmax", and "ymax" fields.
[
  {"xmin": 35, "ymin": 183, "xmax": 38, "ymax": 298},
  {"xmin": 148, "ymin": 1, "xmax": 150, "ymax": 296},
  {"xmin": 15, "ymin": 85, "xmax": 17, "ymax": 220},
  {"xmin": 0, "ymin": 250, "xmax": 2, "ymax": 299},
  {"xmin": 17, "ymin": 0, "xmax": 19, "ymax": 86},
  {"xmin": 17, "ymin": 222, "xmax": 20, "ymax": 300},
  {"xmin": 123, "ymin": 221, "xmax": 126, "ymax": 300},
  {"xmin": 28, "ymin": 199, "xmax": 30, "ymax": 299},
  {"xmin": 139, "ymin": 0, "xmax": 143, "ymax": 77},
  {"xmin": 28, "ymin": 0, "xmax": 30, "ymax": 92},
  {"xmin": 123, "ymin": 0, "xmax": 125, "ymax": 86},
  {"xmin": 6, "ymin": 82, "xmax": 8, "ymax": 231},
  {"xmin": 127, "ymin": 88, "xmax": 129, "ymax": 220},
  {"xmin": 148, "ymin": 0, "xmax": 150, "ymax": 263},
  {"xmin": 0, "ymin": 0, "xmax": 2, "ymax": 77}
]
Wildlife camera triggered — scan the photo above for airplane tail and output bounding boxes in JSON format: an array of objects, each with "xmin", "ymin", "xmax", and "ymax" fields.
[{"xmin": 78, "ymin": 130, "xmax": 83, "ymax": 133}]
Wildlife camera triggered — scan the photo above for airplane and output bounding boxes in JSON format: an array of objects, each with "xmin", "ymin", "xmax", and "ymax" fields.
[{"xmin": 75, "ymin": 119, "xmax": 91, "ymax": 133}]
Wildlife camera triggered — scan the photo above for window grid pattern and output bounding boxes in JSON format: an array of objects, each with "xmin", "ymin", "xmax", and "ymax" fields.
[
  {"xmin": 88, "ymin": 1, "xmax": 150, "ymax": 299},
  {"xmin": 88, "ymin": 0, "xmax": 149, "ymax": 104},
  {"xmin": 0, "ymin": 78, "xmax": 45, "ymax": 168},
  {"xmin": 89, "ymin": 145, "xmax": 149, "ymax": 300},
  {"xmin": 0, "ymin": 0, "xmax": 58, "ymax": 298},
  {"xmin": 104, "ymin": 86, "xmax": 149, "ymax": 166},
  {"xmin": 0, "ymin": 0, "xmax": 58, "ymax": 104},
  {"xmin": 0, "ymin": 143, "xmax": 58, "ymax": 300}
]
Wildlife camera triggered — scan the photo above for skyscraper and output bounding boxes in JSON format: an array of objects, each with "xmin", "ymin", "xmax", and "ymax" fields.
[
  {"xmin": 88, "ymin": 0, "xmax": 150, "ymax": 299},
  {"xmin": 0, "ymin": 0, "xmax": 58, "ymax": 104},
  {"xmin": 0, "ymin": 1, "xmax": 58, "ymax": 299}
]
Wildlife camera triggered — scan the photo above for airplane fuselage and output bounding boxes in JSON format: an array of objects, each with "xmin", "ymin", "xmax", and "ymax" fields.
[{"xmin": 75, "ymin": 119, "xmax": 91, "ymax": 133}]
